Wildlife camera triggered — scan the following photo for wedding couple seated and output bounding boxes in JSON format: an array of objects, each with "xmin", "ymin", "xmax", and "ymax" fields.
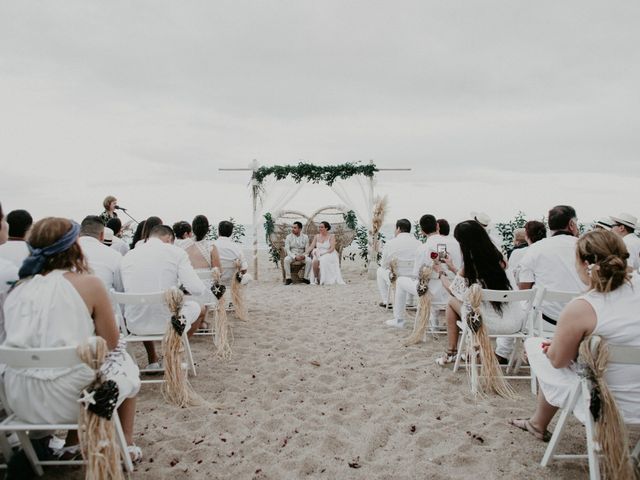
[
  {"xmin": 384, "ymin": 214, "xmax": 463, "ymax": 329},
  {"xmin": 282, "ymin": 220, "xmax": 344, "ymax": 285}
]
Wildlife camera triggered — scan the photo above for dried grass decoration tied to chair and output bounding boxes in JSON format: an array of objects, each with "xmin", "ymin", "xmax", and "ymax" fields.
[
  {"xmin": 211, "ymin": 267, "xmax": 232, "ymax": 359},
  {"xmin": 578, "ymin": 336, "xmax": 636, "ymax": 480},
  {"xmin": 405, "ymin": 264, "xmax": 433, "ymax": 346},
  {"xmin": 464, "ymin": 284, "xmax": 516, "ymax": 399},
  {"xmin": 76, "ymin": 337, "xmax": 126, "ymax": 480},
  {"xmin": 231, "ymin": 259, "xmax": 248, "ymax": 321},
  {"xmin": 162, "ymin": 288, "xmax": 203, "ymax": 407}
]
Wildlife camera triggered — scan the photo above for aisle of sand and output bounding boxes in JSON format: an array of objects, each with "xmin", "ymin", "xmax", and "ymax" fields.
[{"xmin": 49, "ymin": 253, "xmax": 588, "ymax": 479}]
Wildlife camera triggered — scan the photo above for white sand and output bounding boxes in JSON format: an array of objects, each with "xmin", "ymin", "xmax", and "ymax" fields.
[{"xmin": 46, "ymin": 253, "xmax": 591, "ymax": 479}]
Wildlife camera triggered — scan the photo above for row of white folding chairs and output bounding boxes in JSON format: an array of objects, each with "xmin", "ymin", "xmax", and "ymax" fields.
[
  {"xmin": 450, "ymin": 287, "xmax": 580, "ymax": 395},
  {"xmin": 0, "ymin": 338, "xmax": 134, "ymax": 476}
]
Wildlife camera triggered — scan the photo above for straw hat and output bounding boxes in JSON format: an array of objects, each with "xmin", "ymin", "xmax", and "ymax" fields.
[
  {"xmin": 471, "ymin": 211, "xmax": 491, "ymax": 227},
  {"xmin": 593, "ymin": 217, "xmax": 614, "ymax": 231},
  {"xmin": 610, "ymin": 213, "xmax": 637, "ymax": 230},
  {"xmin": 103, "ymin": 227, "xmax": 114, "ymax": 245}
]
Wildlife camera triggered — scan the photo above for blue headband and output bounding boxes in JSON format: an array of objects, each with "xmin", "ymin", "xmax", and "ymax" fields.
[{"xmin": 19, "ymin": 222, "xmax": 81, "ymax": 279}]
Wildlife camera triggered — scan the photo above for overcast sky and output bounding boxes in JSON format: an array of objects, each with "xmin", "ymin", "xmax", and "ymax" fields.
[{"xmin": 1, "ymin": 1, "xmax": 638, "ymax": 228}]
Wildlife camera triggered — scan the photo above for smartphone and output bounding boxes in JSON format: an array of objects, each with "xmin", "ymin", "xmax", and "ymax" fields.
[{"xmin": 437, "ymin": 244, "xmax": 447, "ymax": 262}]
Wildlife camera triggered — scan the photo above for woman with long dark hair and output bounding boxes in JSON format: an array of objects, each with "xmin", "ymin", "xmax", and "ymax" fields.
[{"xmin": 435, "ymin": 220, "xmax": 526, "ymax": 366}]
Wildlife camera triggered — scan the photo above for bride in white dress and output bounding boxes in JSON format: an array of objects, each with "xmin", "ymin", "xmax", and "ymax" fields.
[{"xmin": 307, "ymin": 221, "xmax": 345, "ymax": 286}]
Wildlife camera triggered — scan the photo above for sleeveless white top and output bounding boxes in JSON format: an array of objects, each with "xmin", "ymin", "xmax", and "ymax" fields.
[
  {"xmin": 2, "ymin": 269, "xmax": 140, "ymax": 423},
  {"xmin": 579, "ymin": 274, "xmax": 640, "ymax": 423}
]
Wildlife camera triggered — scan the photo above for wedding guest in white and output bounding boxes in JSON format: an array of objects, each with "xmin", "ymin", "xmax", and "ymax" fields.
[
  {"xmin": 138, "ymin": 216, "xmax": 163, "ymax": 245},
  {"xmin": 0, "ymin": 203, "xmax": 19, "ymax": 343},
  {"xmin": 434, "ymin": 220, "xmax": 525, "ymax": 366},
  {"xmin": 2, "ymin": 217, "xmax": 141, "ymax": 461},
  {"xmin": 507, "ymin": 220, "xmax": 546, "ymax": 284},
  {"xmin": 0, "ymin": 208, "xmax": 32, "ymax": 268},
  {"xmin": 214, "ymin": 220, "xmax": 250, "ymax": 285},
  {"xmin": 78, "ymin": 216, "xmax": 124, "ymax": 295},
  {"xmin": 186, "ymin": 215, "xmax": 221, "ymax": 271},
  {"xmin": 376, "ymin": 219, "xmax": 420, "ymax": 306},
  {"xmin": 121, "ymin": 225, "xmax": 205, "ymax": 368},
  {"xmin": 592, "ymin": 216, "xmax": 613, "ymax": 231},
  {"xmin": 517, "ymin": 205, "xmax": 583, "ymax": 332},
  {"xmin": 283, "ymin": 221, "xmax": 311, "ymax": 285},
  {"xmin": 610, "ymin": 212, "xmax": 640, "ymax": 271},
  {"xmin": 387, "ymin": 215, "xmax": 462, "ymax": 328},
  {"xmin": 307, "ymin": 221, "xmax": 345, "ymax": 286},
  {"xmin": 173, "ymin": 220, "xmax": 194, "ymax": 250},
  {"xmin": 106, "ymin": 218, "xmax": 130, "ymax": 255},
  {"xmin": 509, "ymin": 228, "xmax": 527, "ymax": 257},
  {"xmin": 185, "ymin": 215, "xmax": 222, "ymax": 309},
  {"xmin": 510, "ymin": 230, "xmax": 640, "ymax": 443}
]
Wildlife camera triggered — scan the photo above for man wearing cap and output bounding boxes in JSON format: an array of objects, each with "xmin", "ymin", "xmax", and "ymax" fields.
[
  {"xmin": 611, "ymin": 213, "xmax": 640, "ymax": 271},
  {"xmin": 593, "ymin": 217, "xmax": 614, "ymax": 231},
  {"xmin": 471, "ymin": 211, "xmax": 503, "ymax": 252}
]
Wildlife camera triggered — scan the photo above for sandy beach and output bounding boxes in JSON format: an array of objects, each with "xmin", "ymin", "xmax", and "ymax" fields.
[{"xmin": 43, "ymin": 252, "xmax": 593, "ymax": 479}]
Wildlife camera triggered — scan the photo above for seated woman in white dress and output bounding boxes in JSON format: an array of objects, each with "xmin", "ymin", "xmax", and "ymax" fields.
[
  {"xmin": 509, "ymin": 230, "xmax": 640, "ymax": 441},
  {"xmin": 185, "ymin": 215, "xmax": 222, "ymax": 307},
  {"xmin": 434, "ymin": 220, "xmax": 526, "ymax": 366},
  {"xmin": 2, "ymin": 217, "xmax": 142, "ymax": 461},
  {"xmin": 306, "ymin": 221, "xmax": 345, "ymax": 286}
]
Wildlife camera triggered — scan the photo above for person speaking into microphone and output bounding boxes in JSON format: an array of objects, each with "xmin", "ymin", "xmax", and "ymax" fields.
[{"xmin": 99, "ymin": 195, "xmax": 119, "ymax": 225}]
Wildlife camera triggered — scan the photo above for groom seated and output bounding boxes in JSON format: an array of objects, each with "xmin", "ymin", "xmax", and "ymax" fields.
[
  {"xmin": 284, "ymin": 221, "xmax": 312, "ymax": 285},
  {"xmin": 376, "ymin": 218, "xmax": 421, "ymax": 307}
]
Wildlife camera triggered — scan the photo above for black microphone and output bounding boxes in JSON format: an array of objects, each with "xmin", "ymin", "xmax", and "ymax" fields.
[{"xmin": 114, "ymin": 205, "xmax": 127, "ymax": 211}]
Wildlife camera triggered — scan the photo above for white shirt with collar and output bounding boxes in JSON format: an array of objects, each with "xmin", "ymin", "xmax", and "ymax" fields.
[
  {"xmin": 284, "ymin": 233, "xmax": 309, "ymax": 258},
  {"xmin": 380, "ymin": 232, "xmax": 421, "ymax": 273},
  {"xmin": 214, "ymin": 236, "xmax": 248, "ymax": 283},
  {"xmin": 120, "ymin": 238, "xmax": 205, "ymax": 334},
  {"xmin": 0, "ymin": 240, "xmax": 30, "ymax": 269},
  {"xmin": 78, "ymin": 236, "xmax": 124, "ymax": 293},
  {"xmin": 518, "ymin": 233, "xmax": 584, "ymax": 320},
  {"xmin": 110, "ymin": 236, "xmax": 130, "ymax": 256},
  {"xmin": 622, "ymin": 234, "xmax": 640, "ymax": 271}
]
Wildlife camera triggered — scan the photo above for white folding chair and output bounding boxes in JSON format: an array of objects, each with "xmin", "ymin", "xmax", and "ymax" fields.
[
  {"xmin": 385, "ymin": 259, "xmax": 414, "ymax": 310},
  {"xmin": 540, "ymin": 336, "xmax": 640, "ymax": 479},
  {"xmin": 0, "ymin": 340, "xmax": 134, "ymax": 476},
  {"xmin": 453, "ymin": 288, "xmax": 537, "ymax": 395},
  {"xmin": 193, "ymin": 270, "xmax": 217, "ymax": 338},
  {"xmin": 532, "ymin": 288, "xmax": 581, "ymax": 338},
  {"xmin": 110, "ymin": 290, "xmax": 197, "ymax": 383}
]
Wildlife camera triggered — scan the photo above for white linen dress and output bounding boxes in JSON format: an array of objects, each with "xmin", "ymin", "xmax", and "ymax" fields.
[
  {"xmin": 2, "ymin": 270, "xmax": 140, "ymax": 424},
  {"xmin": 526, "ymin": 275, "xmax": 640, "ymax": 424},
  {"xmin": 310, "ymin": 237, "xmax": 345, "ymax": 286}
]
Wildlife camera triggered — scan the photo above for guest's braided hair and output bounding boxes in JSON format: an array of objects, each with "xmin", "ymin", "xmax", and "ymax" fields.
[{"xmin": 576, "ymin": 230, "xmax": 630, "ymax": 293}]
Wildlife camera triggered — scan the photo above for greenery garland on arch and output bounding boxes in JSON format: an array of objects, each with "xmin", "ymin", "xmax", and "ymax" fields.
[{"xmin": 252, "ymin": 161, "xmax": 378, "ymax": 186}]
